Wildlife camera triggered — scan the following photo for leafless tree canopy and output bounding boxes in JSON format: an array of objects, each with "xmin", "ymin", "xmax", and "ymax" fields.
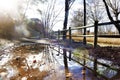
[
  {"xmin": 87, "ymin": 0, "xmax": 104, "ymax": 22},
  {"xmin": 103, "ymin": 0, "xmax": 120, "ymax": 33},
  {"xmin": 70, "ymin": 10, "xmax": 84, "ymax": 27},
  {"xmin": 106, "ymin": 0, "xmax": 120, "ymax": 20}
]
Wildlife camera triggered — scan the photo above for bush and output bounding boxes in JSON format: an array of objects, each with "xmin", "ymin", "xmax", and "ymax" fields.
[{"xmin": 0, "ymin": 15, "xmax": 15, "ymax": 40}]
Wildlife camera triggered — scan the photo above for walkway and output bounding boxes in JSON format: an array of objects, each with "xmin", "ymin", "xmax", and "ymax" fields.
[{"xmin": 14, "ymin": 38, "xmax": 120, "ymax": 80}]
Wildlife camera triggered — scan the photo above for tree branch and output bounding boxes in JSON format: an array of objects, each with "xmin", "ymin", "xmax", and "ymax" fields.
[{"xmin": 103, "ymin": 0, "xmax": 114, "ymax": 22}]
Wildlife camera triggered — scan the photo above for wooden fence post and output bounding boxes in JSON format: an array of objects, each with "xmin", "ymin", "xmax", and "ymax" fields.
[
  {"xmin": 94, "ymin": 21, "xmax": 98, "ymax": 76},
  {"xmin": 69, "ymin": 27, "xmax": 72, "ymax": 61},
  {"xmin": 69, "ymin": 27, "xmax": 72, "ymax": 45},
  {"xmin": 83, "ymin": 28, "xmax": 86, "ymax": 45},
  {"xmin": 63, "ymin": 49, "xmax": 68, "ymax": 69},
  {"xmin": 57, "ymin": 30, "xmax": 60, "ymax": 56},
  {"xmin": 58, "ymin": 30, "xmax": 60, "ymax": 40},
  {"xmin": 94, "ymin": 58, "xmax": 97, "ymax": 76},
  {"xmin": 83, "ymin": 0, "xmax": 86, "ymax": 45},
  {"xmin": 94, "ymin": 21, "xmax": 98, "ymax": 48}
]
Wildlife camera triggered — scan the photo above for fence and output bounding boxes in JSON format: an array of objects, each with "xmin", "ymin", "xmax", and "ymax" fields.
[
  {"xmin": 54, "ymin": 21, "xmax": 120, "ymax": 48},
  {"xmin": 50, "ymin": 44, "xmax": 120, "ymax": 80},
  {"xmin": 52, "ymin": 21, "xmax": 120, "ymax": 79}
]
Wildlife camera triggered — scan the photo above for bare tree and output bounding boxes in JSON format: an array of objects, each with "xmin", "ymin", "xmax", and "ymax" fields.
[
  {"xmin": 86, "ymin": 0, "xmax": 106, "ymax": 34},
  {"xmin": 105, "ymin": 25, "xmax": 113, "ymax": 34},
  {"xmin": 106, "ymin": 0, "xmax": 120, "ymax": 21},
  {"xmin": 37, "ymin": 0, "xmax": 66, "ymax": 38},
  {"xmin": 70, "ymin": 9, "xmax": 84, "ymax": 34},
  {"xmin": 70, "ymin": 10, "xmax": 84, "ymax": 27},
  {"xmin": 87, "ymin": 0, "xmax": 104, "ymax": 22},
  {"xmin": 103, "ymin": 0, "xmax": 120, "ymax": 33},
  {"xmin": 26, "ymin": 18, "xmax": 45, "ymax": 38}
]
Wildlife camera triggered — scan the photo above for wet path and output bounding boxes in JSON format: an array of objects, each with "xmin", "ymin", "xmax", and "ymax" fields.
[
  {"xmin": 50, "ymin": 46, "xmax": 104, "ymax": 80},
  {"xmin": 0, "ymin": 42, "xmax": 120, "ymax": 80}
]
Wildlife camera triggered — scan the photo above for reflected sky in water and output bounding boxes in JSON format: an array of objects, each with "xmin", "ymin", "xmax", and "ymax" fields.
[{"xmin": 0, "ymin": 43, "xmax": 120, "ymax": 80}]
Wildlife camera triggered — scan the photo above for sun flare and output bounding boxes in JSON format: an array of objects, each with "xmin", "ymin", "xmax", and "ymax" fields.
[{"xmin": 0, "ymin": 0, "xmax": 17, "ymax": 11}]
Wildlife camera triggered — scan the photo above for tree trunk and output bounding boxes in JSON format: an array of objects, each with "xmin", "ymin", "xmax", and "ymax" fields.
[
  {"xmin": 83, "ymin": 0, "xmax": 86, "ymax": 44},
  {"xmin": 103, "ymin": 0, "xmax": 120, "ymax": 34},
  {"xmin": 63, "ymin": 0, "xmax": 69, "ymax": 40}
]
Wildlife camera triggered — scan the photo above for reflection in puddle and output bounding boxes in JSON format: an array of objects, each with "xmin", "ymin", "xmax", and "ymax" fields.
[
  {"xmin": 1, "ymin": 43, "xmax": 120, "ymax": 80},
  {"xmin": 0, "ymin": 44, "xmax": 50, "ymax": 80},
  {"xmin": 0, "ymin": 43, "xmax": 94, "ymax": 80},
  {"xmin": 52, "ymin": 46, "xmax": 103, "ymax": 80},
  {"xmin": 0, "ymin": 43, "xmax": 74, "ymax": 80},
  {"xmin": 73, "ymin": 47, "xmax": 120, "ymax": 80}
]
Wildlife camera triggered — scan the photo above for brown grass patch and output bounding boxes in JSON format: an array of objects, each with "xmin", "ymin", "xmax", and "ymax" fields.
[{"xmin": 68, "ymin": 36, "xmax": 120, "ymax": 46}]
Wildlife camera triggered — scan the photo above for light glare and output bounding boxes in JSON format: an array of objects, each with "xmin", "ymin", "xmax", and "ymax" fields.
[{"xmin": 0, "ymin": 0, "xmax": 16, "ymax": 11}]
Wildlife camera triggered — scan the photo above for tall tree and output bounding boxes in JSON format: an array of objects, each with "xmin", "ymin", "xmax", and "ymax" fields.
[
  {"xmin": 63, "ymin": 0, "xmax": 75, "ymax": 40},
  {"xmin": 103, "ymin": 0, "xmax": 120, "ymax": 33},
  {"xmin": 37, "ymin": 0, "xmax": 65, "ymax": 38},
  {"xmin": 63, "ymin": 0, "xmax": 69, "ymax": 40},
  {"xmin": 83, "ymin": 0, "xmax": 87, "ymax": 44}
]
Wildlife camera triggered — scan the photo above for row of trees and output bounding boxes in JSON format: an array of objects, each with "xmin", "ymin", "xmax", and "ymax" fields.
[
  {"xmin": 70, "ymin": 0, "xmax": 120, "ymax": 35},
  {"xmin": 0, "ymin": 0, "xmax": 120, "ymax": 40}
]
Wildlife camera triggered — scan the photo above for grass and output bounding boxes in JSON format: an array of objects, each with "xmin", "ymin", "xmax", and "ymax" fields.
[{"xmin": 68, "ymin": 36, "xmax": 120, "ymax": 46}]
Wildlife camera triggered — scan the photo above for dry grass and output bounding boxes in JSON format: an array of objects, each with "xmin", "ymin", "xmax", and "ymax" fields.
[{"xmin": 68, "ymin": 36, "xmax": 120, "ymax": 46}]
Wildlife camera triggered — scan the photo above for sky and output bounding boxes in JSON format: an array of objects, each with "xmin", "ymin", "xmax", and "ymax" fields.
[
  {"xmin": 25, "ymin": 0, "xmax": 83, "ymax": 31},
  {"xmin": 0, "ymin": 0, "xmax": 86, "ymax": 31},
  {"xmin": 0, "ymin": 0, "xmax": 22, "ymax": 19},
  {"xmin": 51, "ymin": 0, "xmax": 83, "ymax": 31},
  {"xmin": 0, "ymin": 0, "xmax": 83, "ymax": 32},
  {"xmin": 0, "ymin": 0, "xmax": 116, "ymax": 32}
]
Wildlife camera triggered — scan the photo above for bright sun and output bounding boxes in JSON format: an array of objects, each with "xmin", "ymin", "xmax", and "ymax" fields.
[{"xmin": 0, "ymin": 0, "xmax": 17, "ymax": 11}]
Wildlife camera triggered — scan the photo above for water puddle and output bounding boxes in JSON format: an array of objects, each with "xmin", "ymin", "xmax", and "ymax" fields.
[
  {"xmin": 0, "ymin": 43, "xmax": 49, "ymax": 80},
  {"xmin": 0, "ymin": 43, "xmax": 72, "ymax": 80},
  {"xmin": 72, "ymin": 47, "xmax": 120, "ymax": 80},
  {"xmin": 0, "ymin": 43, "xmax": 120, "ymax": 80}
]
